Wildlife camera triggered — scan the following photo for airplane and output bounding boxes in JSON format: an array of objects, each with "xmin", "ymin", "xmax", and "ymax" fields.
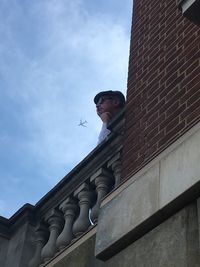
[{"xmin": 78, "ymin": 119, "xmax": 88, "ymax": 127}]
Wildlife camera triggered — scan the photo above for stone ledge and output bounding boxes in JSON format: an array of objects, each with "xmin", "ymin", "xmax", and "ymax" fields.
[{"xmin": 95, "ymin": 122, "xmax": 200, "ymax": 260}]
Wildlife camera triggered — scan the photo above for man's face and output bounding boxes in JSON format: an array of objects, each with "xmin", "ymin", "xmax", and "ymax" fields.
[{"xmin": 96, "ymin": 95, "xmax": 117, "ymax": 116}]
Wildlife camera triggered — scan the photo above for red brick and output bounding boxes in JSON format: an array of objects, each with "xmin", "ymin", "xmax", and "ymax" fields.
[{"xmin": 122, "ymin": 0, "xmax": 200, "ymax": 180}]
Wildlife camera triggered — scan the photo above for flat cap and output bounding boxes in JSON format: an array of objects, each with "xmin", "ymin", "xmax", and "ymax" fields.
[{"xmin": 94, "ymin": 90, "xmax": 125, "ymax": 106}]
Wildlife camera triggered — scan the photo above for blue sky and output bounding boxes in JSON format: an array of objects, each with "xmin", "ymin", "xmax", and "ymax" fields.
[{"xmin": 0, "ymin": 0, "xmax": 132, "ymax": 218}]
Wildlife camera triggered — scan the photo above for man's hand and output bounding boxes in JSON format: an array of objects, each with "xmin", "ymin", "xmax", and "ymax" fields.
[{"xmin": 99, "ymin": 112, "xmax": 112, "ymax": 123}]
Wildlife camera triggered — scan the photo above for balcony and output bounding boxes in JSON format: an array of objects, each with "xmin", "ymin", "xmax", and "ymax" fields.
[{"xmin": 0, "ymin": 111, "xmax": 124, "ymax": 267}]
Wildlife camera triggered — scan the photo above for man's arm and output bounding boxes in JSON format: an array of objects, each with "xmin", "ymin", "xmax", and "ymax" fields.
[
  {"xmin": 97, "ymin": 112, "xmax": 112, "ymax": 144},
  {"xmin": 97, "ymin": 123, "xmax": 111, "ymax": 144}
]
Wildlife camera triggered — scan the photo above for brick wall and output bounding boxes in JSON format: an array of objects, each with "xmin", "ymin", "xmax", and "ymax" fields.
[{"xmin": 123, "ymin": 0, "xmax": 200, "ymax": 179}]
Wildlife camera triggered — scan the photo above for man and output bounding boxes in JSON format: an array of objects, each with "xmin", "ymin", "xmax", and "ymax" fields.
[{"xmin": 94, "ymin": 90, "xmax": 125, "ymax": 144}]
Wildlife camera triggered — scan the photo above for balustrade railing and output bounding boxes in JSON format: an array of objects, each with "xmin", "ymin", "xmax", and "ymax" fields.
[
  {"xmin": 29, "ymin": 165, "xmax": 119, "ymax": 266},
  {"xmin": 27, "ymin": 111, "xmax": 124, "ymax": 267}
]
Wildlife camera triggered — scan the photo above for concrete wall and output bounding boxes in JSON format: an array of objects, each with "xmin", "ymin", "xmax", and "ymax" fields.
[
  {"xmin": 2, "ymin": 222, "xmax": 35, "ymax": 267},
  {"xmin": 0, "ymin": 236, "xmax": 9, "ymax": 267},
  {"xmin": 105, "ymin": 202, "xmax": 200, "ymax": 267}
]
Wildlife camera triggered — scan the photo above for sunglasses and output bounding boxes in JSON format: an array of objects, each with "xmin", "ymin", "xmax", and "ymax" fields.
[{"xmin": 96, "ymin": 97, "xmax": 113, "ymax": 105}]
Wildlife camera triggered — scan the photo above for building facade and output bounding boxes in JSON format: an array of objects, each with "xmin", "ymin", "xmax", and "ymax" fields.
[{"xmin": 0, "ymin": 1, "xmax": 200, "ymax": 266}]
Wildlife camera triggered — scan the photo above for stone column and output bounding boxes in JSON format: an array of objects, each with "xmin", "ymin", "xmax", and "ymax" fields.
[
  {"xmin": 108, "ymin": 153, "xmax": 122, "ymax": 187},
  {"xmin": 73, "ymin": 183, "xmax": 94, "ymax": 237},
  {"xmin": 56, "ymin": 197, "xmax": 78, "ymax": 251},
  {"xmin": 41, "ymin": 210, "xmax": 64, "ymax": 263},
  {"xmin": 29, "ymin": 223, "xmax": 48, "ymax": 267},
  {"xmin": 90, "ymin": 168, "xmax": 113, "ymax": 224},
  {"xmin": 112, "ymin": 160, "xmax": 121, "ymax": 187}
]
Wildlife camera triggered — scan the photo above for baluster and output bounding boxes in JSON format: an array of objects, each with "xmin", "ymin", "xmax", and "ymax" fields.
[
  {"xmin": 90, "ymin": 168, "xmax": 113, "ymax": 224},
  {"xmin": 41, "ymin": 210, "xmax": 64, "ymax": 263},
  {"xmin": 56, "ymin": 197, "xmax": 78, "ymax": 251},
  {"xmin": 108, "ymin": 153, "xmax": 122, "ymax": 187},
  {"xmin": 29, "ymin": 223, "xmax": 48, "ymax": 267},
  {"xmin": 111, "ymin": 160, "xmax": 121, "ymax": 187},
  {"xmin": 72, "ymin": 183, "xmax": 94, "ymax": 237}
]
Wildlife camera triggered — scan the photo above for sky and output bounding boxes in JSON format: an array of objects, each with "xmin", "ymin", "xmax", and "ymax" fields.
[{"xmin": 0, "ymin": 0, "xmax": 133, "ymax": 218}]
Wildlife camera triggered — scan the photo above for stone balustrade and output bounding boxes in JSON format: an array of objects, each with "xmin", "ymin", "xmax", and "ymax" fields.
[{"xmin": 29, "ymin": 162, "xmax": 120, "ymax": 267}]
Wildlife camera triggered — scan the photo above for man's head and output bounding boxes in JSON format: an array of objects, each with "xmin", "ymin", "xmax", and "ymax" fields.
[{"xmin": 94, "ymin": 90, "xmax": 125, "ymax": 121}]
